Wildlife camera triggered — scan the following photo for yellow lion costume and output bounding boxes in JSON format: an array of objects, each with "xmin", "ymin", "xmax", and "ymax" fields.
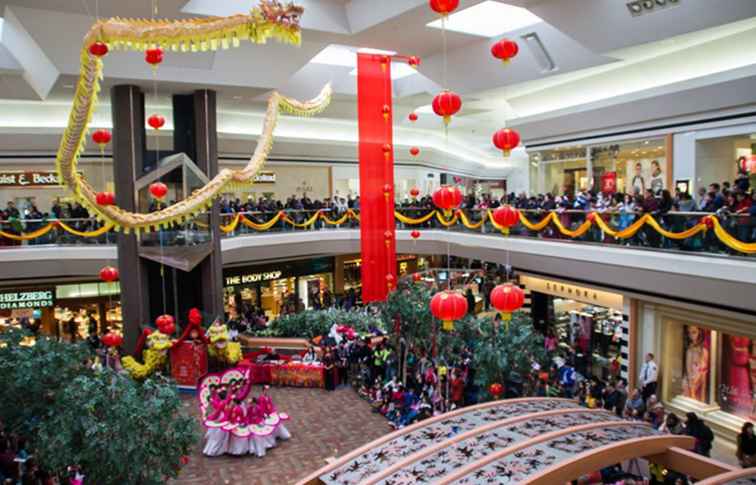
[
  {"xmin": 122, "ymin": 330, "xmax": 173, "ymax": 380},
  {"xmin": 206, "ymin": 320, "xmax": 242, "ymax": 366}
]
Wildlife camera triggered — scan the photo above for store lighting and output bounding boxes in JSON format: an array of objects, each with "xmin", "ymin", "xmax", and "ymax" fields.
[
  {"xmin": 311, "ymin": 44, "xmax": 416, "ymax": 80},
  {"xmin": 626, "ymin": 1, "xmax": 643, "ymax": 15},
  {"xmin": 427, "ymin": 1, "xmax": 543, "ymax": 38},
  {"xmin": 642, "ymin": 0, "xmax": 655, "ymax": 10}
]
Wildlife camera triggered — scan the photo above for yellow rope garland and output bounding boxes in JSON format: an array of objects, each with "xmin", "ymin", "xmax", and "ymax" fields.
[{"xmin": 2, "ymin": 210, "xmax": 755, "ymax": 254}]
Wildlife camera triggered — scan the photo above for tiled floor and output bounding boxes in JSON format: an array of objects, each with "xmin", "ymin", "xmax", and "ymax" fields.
[{"xmin": 172, "ymin": 385, "xmax": 392, "ymax": 485}]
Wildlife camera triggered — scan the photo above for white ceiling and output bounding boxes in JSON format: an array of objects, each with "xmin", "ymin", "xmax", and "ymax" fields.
[{"xmin": 0, "ymin": 0, "xmax": 754, "ymax": 178}]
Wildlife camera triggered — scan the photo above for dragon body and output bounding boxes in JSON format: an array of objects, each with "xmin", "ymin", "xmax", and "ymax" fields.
[
  {"xmin": 56, "ymin": 0, "xmax": 331, "ymax": 233},
  {"xmin": 121, "ymin": 330, "xmax": 173, "ymax": 380}
]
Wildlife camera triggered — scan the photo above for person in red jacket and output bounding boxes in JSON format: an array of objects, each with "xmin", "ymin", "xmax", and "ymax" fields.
[{"xmin": 450, "ymin": 370, "xmax": 465, "ymax": 409}]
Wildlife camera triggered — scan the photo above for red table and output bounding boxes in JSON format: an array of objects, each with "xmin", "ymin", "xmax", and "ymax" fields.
[{"xmin": 238, "ymin": 361, "xmax": 325, "ymax": 388}]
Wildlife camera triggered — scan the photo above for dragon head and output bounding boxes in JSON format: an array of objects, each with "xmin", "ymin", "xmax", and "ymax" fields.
[
  {"xmin": 256, "ymin": 0, "xmax": 304, "ymax": 29},
  {"xmin": 207, "ymin": 321, "xmax": 230, "ymax": 349},
  {"xmin": 146, "ymin": 331, "xmax": 173, "ymax": 353}
]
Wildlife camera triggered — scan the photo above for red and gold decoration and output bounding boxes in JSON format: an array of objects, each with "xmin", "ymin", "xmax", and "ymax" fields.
[
  {"xmin": 430, "ymin": 290, "xmax": 468, "ymax": 332},
  {"xmin": 492, "ymin": 128, "xmax": 520, "ymax": 157},
  {"xmin": 383, "ymin": 184, "xmax": 393, "ymax": 201},
  {"xmin": 429, "ymin": 0, "xmax": 460, "ymax": 16},
  {"xmin": 490, "ymin": 283, "xmax": 525, "ymax": 327},
  {"xmin": 408, "ymin": 112, "xmax": 418, "ymax": 122},
  {"xmin": 489, "ymin": 382, "xmax": 504, "ymax": 398},
  {"xmin": 410, "ymin": 146, "xmax": 420, "ymax": 157},
  {"xmin": 357, "ymin": 52, "xmax": 397, "ymax": 302},
  {"xmin": 409, "ymin": 186, "xmax": 421, "ymax": 198},
  {"xmin": 432, "ymin": 90, "xmax": 462, "ymax": 126},
  {"xmin": 491, "ymin": 205, "xmax": 519, "ymax": 235},
  {"xmin": 91, "ymin": 129, "xmax": 112, "ymax": 149},
  {"xmin": 408, "ymin": 56, "xmax": 421, "ymax": 68},
  {"xmin": 491, "ymin": 39, "xmax": 519, "ymax": 64},
  {"xmin": 96, "ymin": 191, "xmax": 116, "ymax": 206},
  {"xmin": 410, "ymin": 229, "xmax": 421, "ymax": 240},
  {"xmin": 149, "ymin": 181, "xmax": 168, "ymax": 200},
  {"xmin": 412, "ymin": 272, "xmax": 423, "ymax": 283},
  {"xmin": 99, "ymin": 265, "xmax": 119, "ymax": 282},
  {"xmin": 156, "ymin": 314, "xmax": 176, "ymax": 335}
]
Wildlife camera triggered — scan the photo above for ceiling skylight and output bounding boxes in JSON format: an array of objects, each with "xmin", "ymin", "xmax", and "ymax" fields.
[
  {"xmin": 310, "ymin": 45, "xmax": 417, "ymax": 80},
  {"xmin": 427, "ymin": 1, "xmax": 543, "ymax": 38}
]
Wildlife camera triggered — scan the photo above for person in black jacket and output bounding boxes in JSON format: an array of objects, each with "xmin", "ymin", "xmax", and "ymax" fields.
[{"xmin": 685, "ymin": 412, "xmax": 714, "ymax": 457}]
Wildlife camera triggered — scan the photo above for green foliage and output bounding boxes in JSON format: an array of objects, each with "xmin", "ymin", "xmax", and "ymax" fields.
[
  {"xmin": 36, "ymin": 371, "xmax": 197, "ymax": 485},
  {"xmin": 0, "ymin": 329, "xmax": 92, "ymax": 435},
  {"xmin": 0, "ymin": 330, "xmax": 197, "ymax": 483},
  {"xmin": 473, "ymin": 314, "xmax": 548, "ymax": 395},
  {"xmin": 381, "ymin": 284, "xmax": 436, "ymax": 349},
  {"xmin": 255, "ymin": 308, "xmax": 382, "ymax": 339}
]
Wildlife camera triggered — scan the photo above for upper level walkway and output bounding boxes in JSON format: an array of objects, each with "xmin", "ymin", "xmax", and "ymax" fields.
[{"xmin": 1, "ymin": 209, "xmax": 755, "ymax": 313}]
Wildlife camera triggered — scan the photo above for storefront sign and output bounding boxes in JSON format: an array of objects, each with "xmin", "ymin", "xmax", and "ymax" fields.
[
  {"xmin": 601, "ymin": 171, "xmax": 617, "ymax": 194},
  {"xmin": 253, "ymin": 171, "xmax": 276, "ymax": 184},
  {"xmin": 0, "ymin": 171, "xmax": 63, "ymax": 188},
  {"xmin": 0, "ymin": 289, "xmax": 54, "ymax": 310},
  {"xmin": 225, "ymin": 271, "xmax": 282, "ymax": 286},
  {"xmin": 520, "ymin": 275, "xmax": 623, "ymax": 310}
]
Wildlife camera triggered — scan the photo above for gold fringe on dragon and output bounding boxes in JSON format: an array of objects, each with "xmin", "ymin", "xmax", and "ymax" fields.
[{"xmin": 56, "ymin": 0, "xmax": 331, "ymax": 234}]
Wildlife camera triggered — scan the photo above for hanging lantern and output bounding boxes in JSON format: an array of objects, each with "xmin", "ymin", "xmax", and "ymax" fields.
[
  {"xmin": 382, "ymin": 143, "xmax": 392, "ymax": 161},
  {"xmin": 408, "ymin": 56, "xmax": 421, "ymax": 68},
  {"xmin": 409, "ymin": 187, "xmax": 420, "ymax": 198},
  {"xmin": 380, "ymin": 55, "xmax": 390, "ymax": 72},
  {"xmin": 409, "ymin": 147, "xmax": 420, "ymax": 157},
  {"xmin": 149, "ymin": 182, "xmax": 168, "ymax": 200},
  {"xmin": 99, "ymin": 266, "xmax": 119, "ymax": 283},
  {"xmin": 386, "ymin": 273, "xmax": 395, "ymax": 289},
  {"xmin": 491, "ymin": 39, "xmax": 519, "ymax": 64},
  {"xmin": 96, "ymin": 191, "xmax": 115, "ymax": 206},
  {"xmin": 432, "ymin": 185, "xmax": 463, "ymax": 213},
  {"xmin": 88, "ymin": 41, "xmax": 109, "ymax": 57},
  {"xmin": 491, "ymin": 205, "xmax": 519, "ymax": 235},
  {"xmin": 410, "ymin": 229, "xmax": 421, "ymax": 240},
  {"xmin": 102, "ymin": 332, "xmax": 123, "ymax": 348},
  {"xmin": 489, "ymin": 382, "xmax": 504, "ymax": 398},
  {"xmin": 156, "ymin": 314, "xmax": 176, "ymax": 335},
  {"xmin": 492, "ymin": 128, "xmax": 521, "ymax": 157},
  {"xmin": 412, "ymin": 272, "xmax": 423, "ymax": 283},
  {"xmin": 91, "ymin": 129, "xmax": 112, "ymax": 152},
  {"xmin": 432, "ymin": 90, "xmax": 462, "ymax": 126},
  {"xmin": 384, "ymin": 230, "xmax": 393, "ymax": 247},
  {"xmin": 147, "ymin": 114, "xmax": 165, "ymax": 130},
  {"xmin": 383, "ymin": 183, "xmax": 393, "ymax": 201},
  {"xmin": 430, "ymin": 290, "xmax": 468, "ymax": 332},
  {"xmin": 408, "ymin": 112, "xmax": 418, "ymax": 122},
  {"xmin": 180, "ymin": 456, "xmax": 190, "ymax": 466},
  {"xmin": 490, "ymin": 283, "xmax": 525, "ymax": 325},
  {"xmin": 145, "ymin": 46, "xmax": 164, "ymax": 67},
  {"xmin": 429, "ymin": 0, "xmax": 460, "ymax": 16},
  {"xmin": 382, "ymin": 104, "xmax": 391, "ymax": 121}
]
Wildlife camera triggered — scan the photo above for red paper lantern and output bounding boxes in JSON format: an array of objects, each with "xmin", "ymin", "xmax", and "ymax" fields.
[
  {"xmin": 180, "ymin": 456, "xmax": 190, "ymax": 466},
  {"xmin": 492, "ymin": 128, "xmax": 521, "ymax": 157},
  {"xmin": 429, "ymin": 0, "xmax": 460, "ymax": 15},
  {"xmin": 102, "ymin": 332, "xmax": 123, "ymax": 348},
  {"xmin": 408, "ymin": 112, "xmax": 418, "ymax": 122},
  {"xmin": 91, "ymin": 129, "xmax": 112, "ymax": 147},
  {"xmin": 89, "ymin": 41, "xmax": 109, "ymax": 57},
  {"xmin": 490, "ymin": 283, "xmax": 525, "ymax": 323},
  {"xmin": 409, "ymin": 187, "xmax": 420, "ymax": 198},
  {"xmin": 491, "ymin": 39, "xmax": 519, "ymax": 64},
  {"xmin": 99, "ymin": 266, "xmax": 119, "ymax": 282},
  {"xmin": 147, "ymin": 114, "xmax": 165, "ymax": 130},
  {"xmin": 188, "ymin": 308, "xmax": 203, "ymax": 326},
  {"xmin": 489, "ymin": 382, "xmax": 504, "ymax": 398},
  {"xmin": 412, "ymin": 272, "xmax": 423, "ymax": 282},
  {"xmin": 432, "ymin": 90, "xmax": 462, "ymax": 125},
  {"xmin": 145, "ymin": 46, "xmax": 164, "ymax": 66},
  {"xmin": 430, "ymin": 290, "xmax": 468, "ymax": 332},
  {"xmin": 382, "ymin": 104, "xmax": 391, "ymax": 121},
  {"xmin": 156, "ymin": 314, "xmax": 175, "ymax": 335},
  {"xmin": 96, "ymin": 192, "xmax": 115, "ymax": 206},
  {"xmin": 491, "ymin": 205, "xmax": 519, "ymax": 234},
  {"xmin": 410, "ymin": 147, "xmax": 420, "ymax": 157},
  {"xmin": 382, "ymin": 143, "xmax": 392, "ymax": 161},
  {"xmin": 432, "ymin": 185, "xmax": 463, "ymax": 211},
  {"xmin": 384, "ymin": 230, "xmax": 393, "ymax": 247},
  {"xmin": 410, "ymin": 229, "xmax": 421, "ymax": 239},
  {"xmin": 149, "ymin": 182, "xmax": 168, "ymax": 200},
  {"xmin": 386, "ymin": 273, "xmax": 395, "ymax": 289},
  {"xmin": 408, "ymin": 56, "xmax": 421, "ymax": 68}
]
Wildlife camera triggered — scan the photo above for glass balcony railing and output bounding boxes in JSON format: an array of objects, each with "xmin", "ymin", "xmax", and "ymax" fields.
[{"xmin": 1, "ymin": 208, "xmax": 754, "ymax": 258}]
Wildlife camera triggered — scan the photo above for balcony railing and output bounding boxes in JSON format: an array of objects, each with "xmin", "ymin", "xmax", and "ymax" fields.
[{"xmin": 1, "ymin": 208, "xmax": 754, "ymax": 258}]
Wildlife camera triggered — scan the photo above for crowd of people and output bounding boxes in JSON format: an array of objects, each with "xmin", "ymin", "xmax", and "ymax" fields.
[{"xmin": 0, "ymin": 423, "xmax": 84, "ymax": 485}]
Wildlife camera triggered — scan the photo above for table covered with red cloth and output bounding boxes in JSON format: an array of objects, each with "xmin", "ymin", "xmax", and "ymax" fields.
[{"xmin": 271, "ymin": 362, "xmax": 325, "ymax": 388}]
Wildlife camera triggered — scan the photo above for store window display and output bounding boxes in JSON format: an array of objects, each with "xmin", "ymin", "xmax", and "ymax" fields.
[
  {"xmin": 721, "ymin": 333, "xmax": 756, "ymax": 420},
  {"xmin": 682, "ymin": 325, "xmax": 711, "ymax": 403}
]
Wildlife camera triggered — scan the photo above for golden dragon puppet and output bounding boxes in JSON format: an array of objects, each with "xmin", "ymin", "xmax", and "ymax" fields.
[{"xmin": 56, "ymin": 0, "xmax": 331, "ymax": 234}]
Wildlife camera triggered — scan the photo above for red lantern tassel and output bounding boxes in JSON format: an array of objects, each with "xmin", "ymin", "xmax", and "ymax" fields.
[{"xmin": 443, "ymin": 320, "xmax": 453, "ymax": 332}]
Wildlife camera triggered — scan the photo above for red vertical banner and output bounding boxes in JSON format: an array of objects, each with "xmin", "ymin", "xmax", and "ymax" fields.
[{"xmin": 357, "ymin": 53, "xmax": 396, "ymax": 302}]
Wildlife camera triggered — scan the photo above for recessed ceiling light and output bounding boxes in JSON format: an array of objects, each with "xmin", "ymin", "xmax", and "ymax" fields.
[
  {"xmin": 427, "ymin": 1, "xmax": 542, "ymax": 38},
  {"xmin": 642, "ymin": 0, "xmax": 655, "ymax": 9},
  {"xmin": 626, "ymin": 1, "xmax": 642, "ymax": 15},
  {"xmin": 232, "ymin": 95, "xmax": 242, "ymax": 100},
  {"xmin": 644, "ymin": 140, "xmax": 650, "ymax": 144},
  {"xmin": 63, "ymin": 84, "xmax": 75, "ymax": 89}
]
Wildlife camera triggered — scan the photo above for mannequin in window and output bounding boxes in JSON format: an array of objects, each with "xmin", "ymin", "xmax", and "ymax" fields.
[
  {"xmin": 727, "ymin": 335, "xmax": 752, "ymax": 415},
  {"xmin": 682, "ymin": 325, "xmax": 710, "ymax": 402}
]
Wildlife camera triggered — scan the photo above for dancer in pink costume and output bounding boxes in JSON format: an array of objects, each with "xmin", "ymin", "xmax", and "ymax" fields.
[
  {"xmin": 260, "ymin": 385, "xmax": 291, "ymax": 441},
  {"xmin": 202, "ymin": 388, "xmax": 232, "ymax": 456},
  {"xmin": 226, "ymin": 398, "xmax": 250, "ymax": 455}
]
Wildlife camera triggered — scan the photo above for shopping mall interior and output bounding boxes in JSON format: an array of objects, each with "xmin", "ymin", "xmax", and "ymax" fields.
[{"xmin": 1, "ymin": 0, "xmax": 756, "ymax": 484}]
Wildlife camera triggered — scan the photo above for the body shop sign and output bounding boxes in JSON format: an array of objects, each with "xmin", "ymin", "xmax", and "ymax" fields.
[
  {"xmin": 0, "ymin": 289, "xmax": 54, "ymax": 310},
  {"xmin": 0, "ymin": 171, "xmax": 62, "ymax": 188}
]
